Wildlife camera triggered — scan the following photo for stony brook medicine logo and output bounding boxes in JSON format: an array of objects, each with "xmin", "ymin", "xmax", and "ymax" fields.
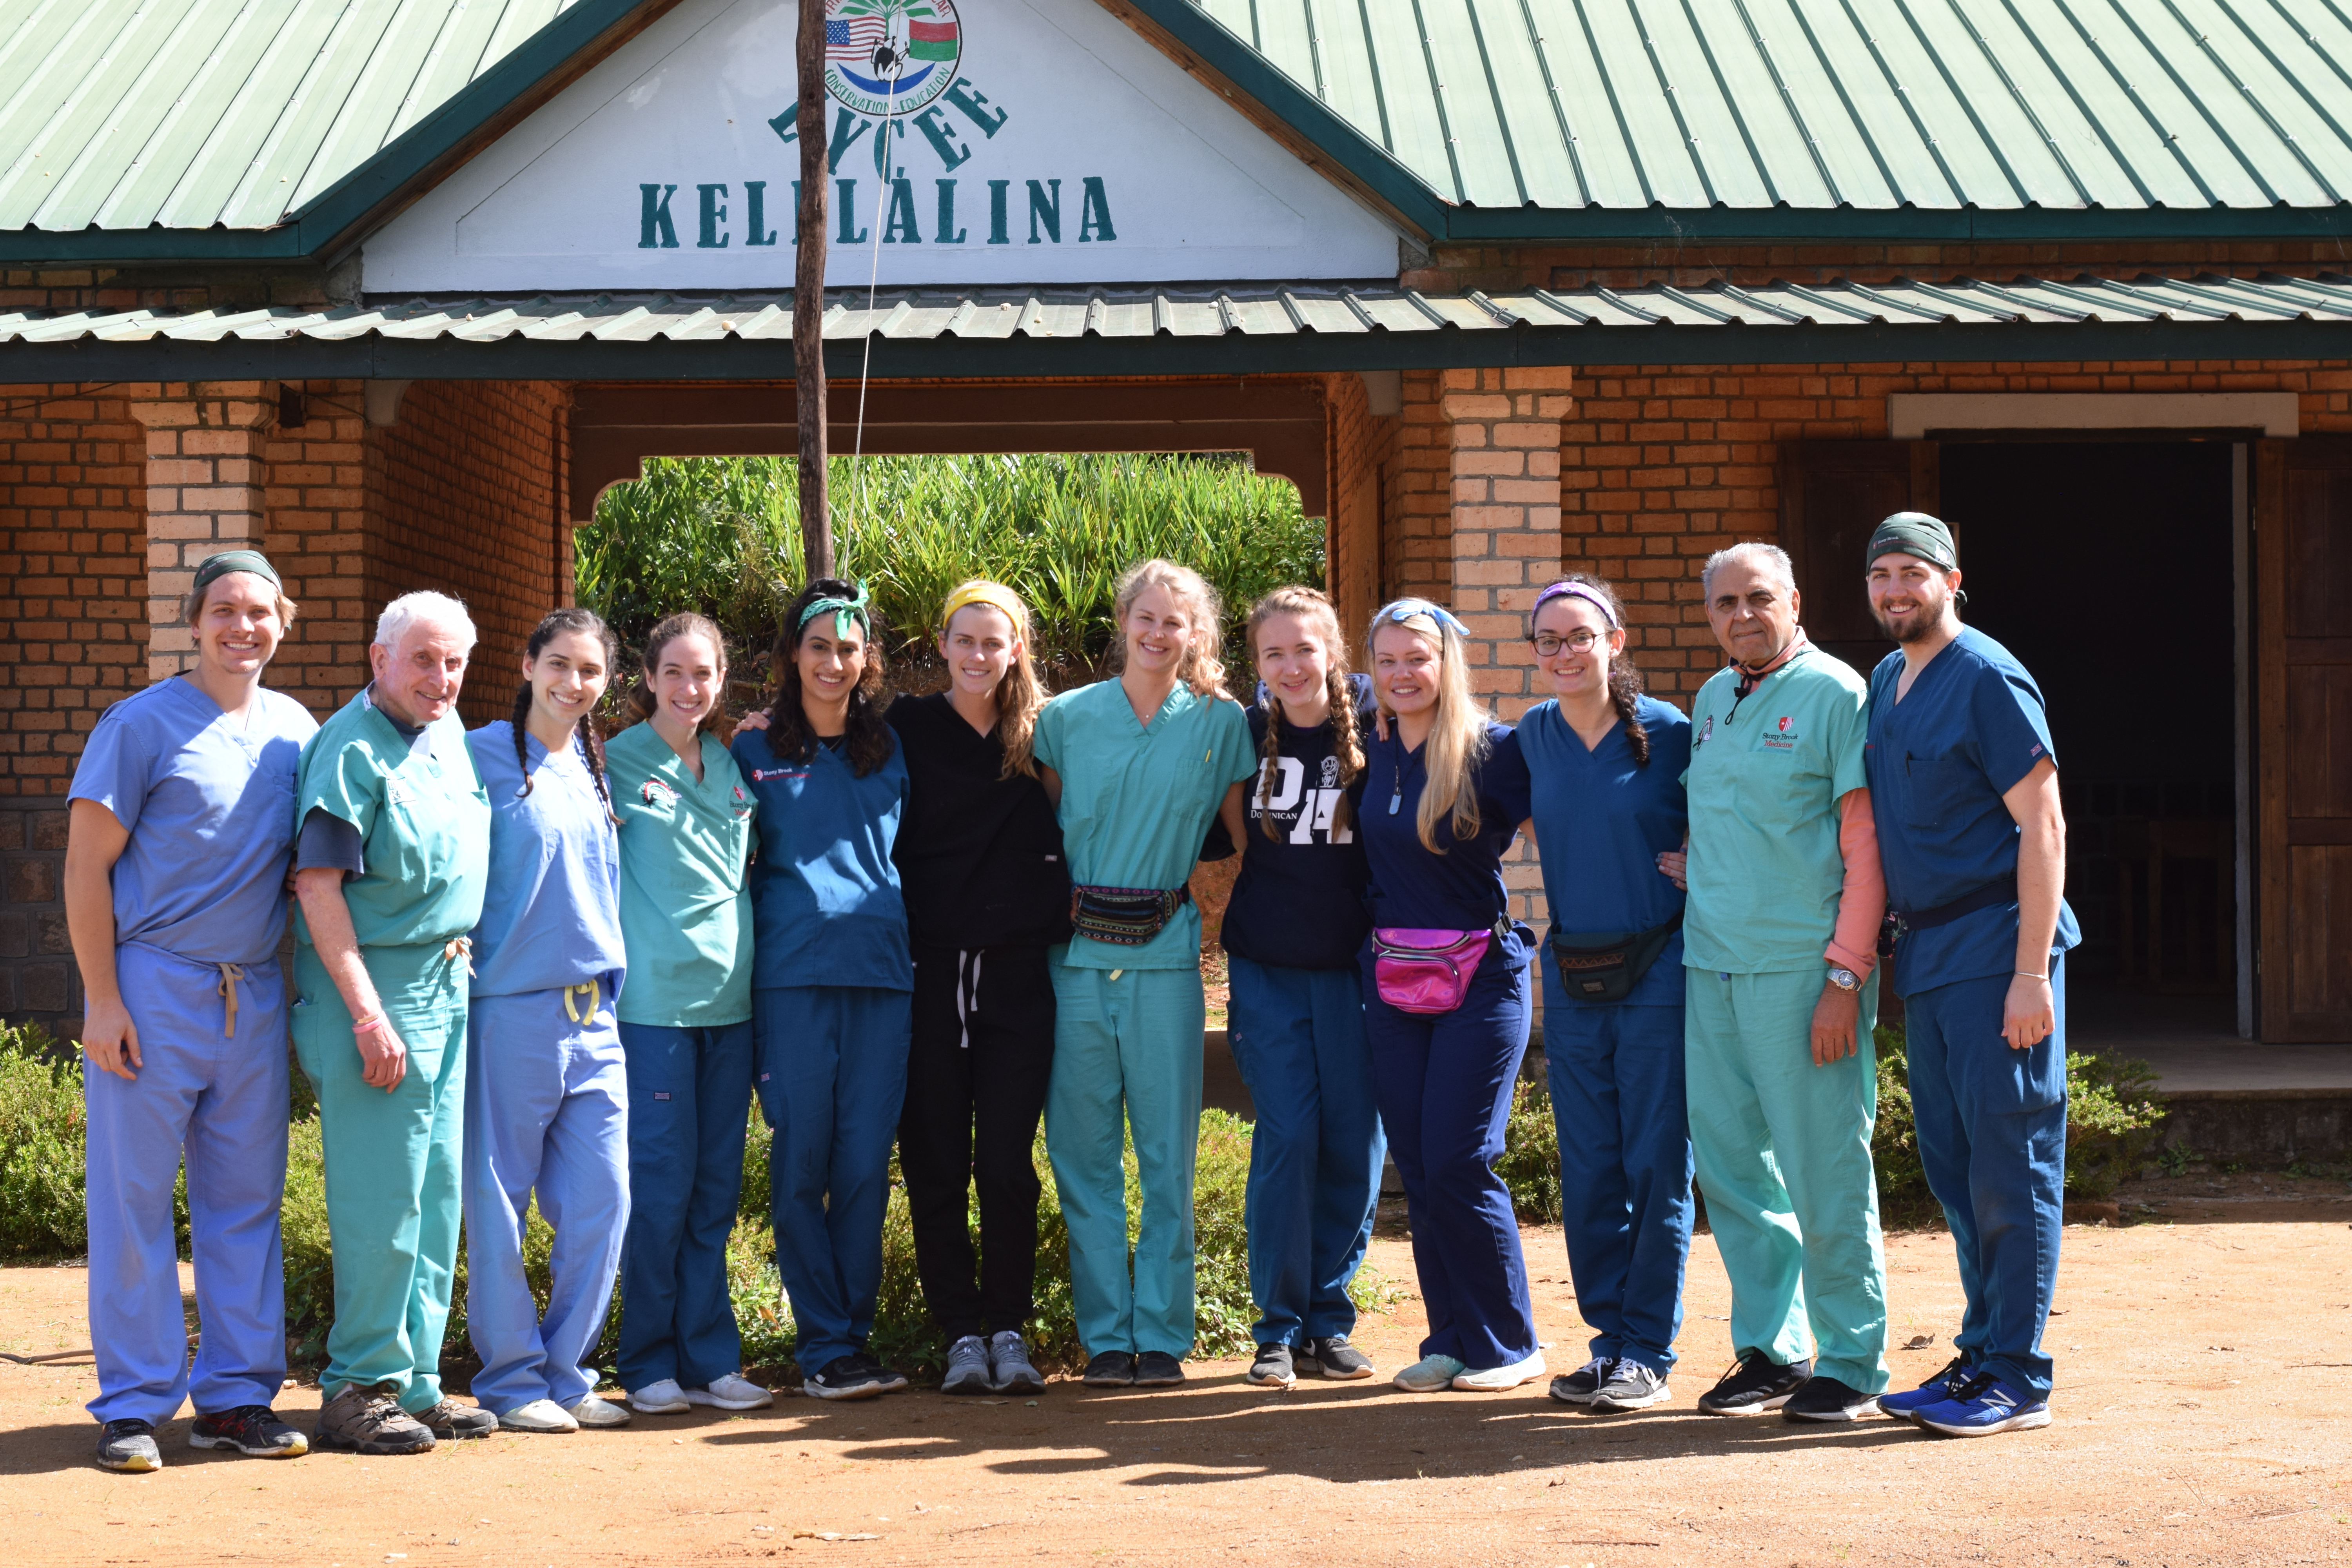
[{"xmin": 824, "ymin": 0, "xmax": 962, "ymax": 118}]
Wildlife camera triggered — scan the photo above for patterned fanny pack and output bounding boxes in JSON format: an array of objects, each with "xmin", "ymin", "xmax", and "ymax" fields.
[{"xmin": 1071, "ymin": 884, "xmax": 1192, "ymax": 947}]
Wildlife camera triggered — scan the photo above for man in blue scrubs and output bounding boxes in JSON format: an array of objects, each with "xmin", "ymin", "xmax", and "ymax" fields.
[
  {"xmin": 1861, "ymin": 512, "xmax": 2078, "ymax": 1438},
  {"xmin": 65, "ymin": 550, "xmax": 318, "ymax": 1471}
]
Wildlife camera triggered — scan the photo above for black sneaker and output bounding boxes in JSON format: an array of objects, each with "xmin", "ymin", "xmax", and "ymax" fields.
[
  {"xmin": 804, "ymin": 1355, "xmax": 890, "ymax": 1401},
  {"xmin": 1248, "ymin": 1343, "xmax": 1296, "ymax": 1388},
  {"xmin": 1082, "ymin": 1351, "xmax": 1136, "ymax": 1388},
  {"xmin": 416, "ymin": 1399, "xmax": 500, "ymax": 1439},
  {"xmin": 1299, "ymin": 1336, "xmax": 1375, "ymax": 1381},
  {"xmin": 96, "ymin": 1417, "xmax": 160, "ymax": 1472},
  {"xmin": 188, "ymin": 1405, "xmax": 308, "ymax": 1457},
  {"xmin": 862, "ymin": 1352, "xmax": 911, "ymax": 1394},
  {"xmin": 1695, "ymin": 1354, "xmax": 1812, "ymax": 1416},
  {"xmin": 1783, "ymin": 1375, "xmax": 1880, "ymax": 1423},
  {"xmin": 1132, "ymin": 1351, "xmax": 1186, "ymax": 1387},
  {"xmin": 1591, "ymin": 1361, "xmax": 1671, "ymax": 1412},
  {"xmin": 1548, "ymin": 1356, "xmax": 1614, "ymax": 1406}
]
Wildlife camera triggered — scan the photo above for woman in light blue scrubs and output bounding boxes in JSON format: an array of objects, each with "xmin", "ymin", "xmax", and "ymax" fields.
[
  {"xmin": 463, "ymin": 606, "xmax": 632, "ymax": 1434},
  {"xmin": 732, "ymin": 578, "xmax": 913, "ymax": 1403},
  {"xmin": 607, "ymin": 613, "xmax": 769, "ymax": 1416}
]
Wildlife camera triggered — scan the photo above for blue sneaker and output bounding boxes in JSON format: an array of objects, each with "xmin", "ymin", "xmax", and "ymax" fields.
[
  {"xmin": 1914, "ymin": 1372, "xmax": 2051, "ymax": 1437},
  {"xmin": 1877, "ymin": 1355, "xmax": 1975, "ymax": 1423}
]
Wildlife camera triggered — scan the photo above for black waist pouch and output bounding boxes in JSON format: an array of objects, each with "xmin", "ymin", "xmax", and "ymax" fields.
[{"xmin": 1548, "ymin": 914, "xmax": 1684, "ymax": 1004}]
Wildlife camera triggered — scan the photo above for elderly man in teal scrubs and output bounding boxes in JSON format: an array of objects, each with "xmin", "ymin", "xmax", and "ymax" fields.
[
  {"xmin": 292, "ymin": 590, "xmax": 496, "ymax": 1455},
  {"xmin": 1681, "ymin": 543, "xmax": 1892, "ymax": 1424}
]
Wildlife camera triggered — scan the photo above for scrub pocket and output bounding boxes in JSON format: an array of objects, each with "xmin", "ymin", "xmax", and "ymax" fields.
[{"xmin": 1900, "ymin": 754, "xmax": 1973, "ymax": 830}]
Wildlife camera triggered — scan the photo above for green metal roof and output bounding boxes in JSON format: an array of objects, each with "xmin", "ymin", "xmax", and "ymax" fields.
[
  {"xmin": 1183, "ymin": 0, "xmax": 2352, "ymax": 220},
  {"xmin": 0, "ymin": 0, "xmax": 587, "ymax": 234}
]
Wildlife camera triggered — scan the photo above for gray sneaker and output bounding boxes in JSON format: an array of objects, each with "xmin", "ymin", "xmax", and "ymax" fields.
[
  {"xmin": 987, "ymin": 1332, "xmax": 1045, "ymax": 1395},
  {"xmin": 1548, "ymin": 1356, "xmax": 1615, "ymax": 1405},
  {"xmin": 96, "ymin": 1418, "xmax": 160, "ymax": 1472},
  {"xmin": 312, "ymin": 1383, "xmax": 434, "ymax": 1455},
  {"xmin": 1299, "ymin": 1335, "xmax": 1375, "ymax": 1380},
  {"xmin": 941, "ymin": 1335, "xmax": 991, "ymax": 1395},
  {"xmin": 1592, "ymin": 1361, "xmax": 1671, "ymax": 1411}
]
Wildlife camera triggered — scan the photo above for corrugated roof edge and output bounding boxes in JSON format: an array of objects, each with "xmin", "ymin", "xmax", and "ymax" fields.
[{"xmin": 0, "ymin": 0, "xmax": 672, "ymax": 267}]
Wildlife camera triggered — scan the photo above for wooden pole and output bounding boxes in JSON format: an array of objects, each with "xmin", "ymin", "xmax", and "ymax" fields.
[{"xmin": 794, "ymin": 0, "xmax": 833, "ymax": 580}]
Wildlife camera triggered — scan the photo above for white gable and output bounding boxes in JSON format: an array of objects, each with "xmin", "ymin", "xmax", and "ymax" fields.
[{"xmin": 361, "ymin": 0, "xmax": 1403, "ymax": 292}]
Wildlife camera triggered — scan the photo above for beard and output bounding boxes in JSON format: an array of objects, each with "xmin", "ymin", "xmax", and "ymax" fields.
[{"xmin": 1872, "ymin": 597, "xmax": 1945, "ymax": 644}]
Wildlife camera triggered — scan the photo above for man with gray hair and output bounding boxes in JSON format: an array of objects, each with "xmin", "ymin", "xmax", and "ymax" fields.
[
  {"xmin": 1679, "ymin": 542, "xmax": 1892, "ymax": 1423},
  {"xmin": 291, "ymin": 591, "xmax": 497, "ymax": 1454}
]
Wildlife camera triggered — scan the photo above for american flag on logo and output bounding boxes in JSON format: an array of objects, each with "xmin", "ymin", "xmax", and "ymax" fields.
[{"xmin": 826, "ymin": 13, "xmax": 890, "ymax": 60}]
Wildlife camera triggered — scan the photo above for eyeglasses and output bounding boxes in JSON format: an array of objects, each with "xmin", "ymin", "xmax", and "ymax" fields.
[{"xmin": 1529, "ymin": 629, "xmax": 1606, "ymax": 657}]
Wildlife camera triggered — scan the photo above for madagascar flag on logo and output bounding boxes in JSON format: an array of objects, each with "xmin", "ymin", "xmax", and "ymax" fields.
[{"xmin": 909, "ymin": 17, "xmax": 958, "ymax": 60}]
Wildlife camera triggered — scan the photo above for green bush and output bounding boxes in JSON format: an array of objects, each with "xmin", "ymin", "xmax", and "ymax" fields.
[
  {"xmin": 1497, "ymin": 1078, "xmax": 1562, "ymax": 1225},
  {"xmin": 0, "ymin": 1021, "xmax": 88, "ymax": 1257},
  {"xmin": 575, "ymin": 452, "xmax": 1326, "ymax": 677}
]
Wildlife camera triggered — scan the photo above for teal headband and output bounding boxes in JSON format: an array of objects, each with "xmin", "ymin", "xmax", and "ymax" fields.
[
  {"xmin": 796, "ymin": 579, "xmax": 873, "ymax": 641},
  {"xmin": 191, "ymin": 549, "xmax": 280, "ymax": 593}
]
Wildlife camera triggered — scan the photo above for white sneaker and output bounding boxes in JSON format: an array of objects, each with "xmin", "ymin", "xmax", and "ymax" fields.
[
  {"xmin": 684, "ymin": 1373, "xmax": 773, "ymax": 1411},
  {"xmin": 1452, "ymin": 1349, "xmax": 1548, "ymax": 1392},
  {"xmin": 628, "ymin": 1379, "xmax": 691, "ymax": 1415},
  {"xmin": 500, "ymin": 1398, "xmax": 579, "ymax": 1433},
  {"xmin": 1392, "ymin": 1354, "xmax": 1468, "ymax": 1392},
  {"xmin": 564, "ymin": 1395, "xmax": 631, "ymax": 1428}
]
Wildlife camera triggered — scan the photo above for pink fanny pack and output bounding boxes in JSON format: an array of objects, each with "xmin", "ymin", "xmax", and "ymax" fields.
[{"xmin": 1371, "ymin": 927, "xmax": 1494, "ymax": 1015}]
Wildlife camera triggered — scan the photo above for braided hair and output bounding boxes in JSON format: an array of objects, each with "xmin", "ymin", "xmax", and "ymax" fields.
[
  {"xmin": 511, "ymin": 606, "xmax": 620, "ymax": 819},
  {"xmin": 1245, "ymin": 586, "xmax": 1365, "ymax": 840},
  {"xmin": 1528, "ymin": 573, "xmax": 1651, "ymax": 767}
]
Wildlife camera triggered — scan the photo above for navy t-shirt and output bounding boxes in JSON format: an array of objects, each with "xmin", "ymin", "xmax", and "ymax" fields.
[
  {"xmin": 1217, "ymin": 688, "xmax": 1374, "ymax": 972},
  {"xmin": 1865, "ymin": 626, "xmax": 2082, "ymax": 996},
  {"xmin": 733, "ymin": 727, "xmax": 913, "ymax": 992},
  {"xmin": 1360, "ymin": 720, "xmax": 1534, "ymax": 965},
  {"xmin": 1519, "ymin": 695, "xmax": 1692, "ymax": 1007}
]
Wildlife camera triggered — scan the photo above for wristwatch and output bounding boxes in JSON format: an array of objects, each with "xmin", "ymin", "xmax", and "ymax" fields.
[{"xmin": 1826, "ymin": 966, "xmax": 1861, "ymax": 993}]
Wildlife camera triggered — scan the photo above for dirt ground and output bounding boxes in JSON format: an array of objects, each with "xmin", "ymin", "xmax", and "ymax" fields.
[{"xmin": 5, "ymin": 1174, "xmax": 2350, "ymax": 1568}]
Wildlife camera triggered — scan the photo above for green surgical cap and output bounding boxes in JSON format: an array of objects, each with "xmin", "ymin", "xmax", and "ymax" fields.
[
  {"xmin": 1866, "ymin": 512, "xmax": 1958, "ymax": 572},
  {"xmin": 191, "ymin": 549, "xmax": 281, "ymax": 592}
]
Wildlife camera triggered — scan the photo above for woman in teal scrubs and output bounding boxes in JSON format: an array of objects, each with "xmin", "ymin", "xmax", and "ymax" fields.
[
  {"xmin": 607, "ymin": 613, "xmax": 770, "ymax": 1416},
  {"xmin": 1033, "ymin": 558, "xmax": 1254, "ymax": 1390},
  {"xmin": 733, "ymin": 579, "xmax": 913, "ymax": 1402}
]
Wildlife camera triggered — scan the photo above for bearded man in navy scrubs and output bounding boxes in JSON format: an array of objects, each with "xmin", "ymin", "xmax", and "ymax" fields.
[{"xmin": 1861, "ymin": 512, "xmax": 2079, "ymax": 1439}]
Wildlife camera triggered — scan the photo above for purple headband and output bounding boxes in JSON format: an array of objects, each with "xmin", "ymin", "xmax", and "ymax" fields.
[{"xmin": 1530, "ymin": 579, "xmax": 1619, "ymax": 630}]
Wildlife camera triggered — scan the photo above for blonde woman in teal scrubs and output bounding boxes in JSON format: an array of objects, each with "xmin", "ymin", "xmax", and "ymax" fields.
[{"xmin": 606, "ymin": 614, "xmax": 771, "ymax": 1415}]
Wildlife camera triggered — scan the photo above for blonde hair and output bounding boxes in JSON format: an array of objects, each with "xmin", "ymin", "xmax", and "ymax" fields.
[
  {"xmin": 1368, "ymin": 599, "xmax": 1489, "ymax": 854},
  {"xmin": 940, "ymin": 580, "xmax": 1047, "ymax": 779},
  {"xmin": 1246, "ymin": 586, "xmax": 1363, "ymax": 840},
  {"xmin": 1111, "ymin": 558, "xmax": 1228, "ymax": 699}
]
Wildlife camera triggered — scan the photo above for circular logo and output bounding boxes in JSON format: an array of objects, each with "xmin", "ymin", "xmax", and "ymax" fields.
[{"xmin": 823, "ymin": 0, "xmax": 962, "ymax": 118}]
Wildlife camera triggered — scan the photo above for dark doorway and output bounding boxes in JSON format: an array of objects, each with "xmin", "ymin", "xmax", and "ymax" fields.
[{"xmin": 1940, "ymin": 441, "xmax": 2238, "ymax": 1039}]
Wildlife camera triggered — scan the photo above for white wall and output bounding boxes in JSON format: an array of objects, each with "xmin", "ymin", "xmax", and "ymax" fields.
[{"xmin": 361, "ymin": 0, "xmax": 1403, "ymax": 293}]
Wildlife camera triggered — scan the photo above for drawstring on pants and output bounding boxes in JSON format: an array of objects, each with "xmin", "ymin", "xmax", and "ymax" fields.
[
  {"xmin": 442, "ymin": 936, "xmax": 475, "ymax": 977},
  {"xmin": 954, "ymin": 950, "xmax": 983, "ymax": 1049},
  {"xmin": 214, "ymin": 962, "xmax": 245, "ymax": 1038},
  {"xmin": 563, "ymin": 978, "xmax": 602, "ymax": 1025}
]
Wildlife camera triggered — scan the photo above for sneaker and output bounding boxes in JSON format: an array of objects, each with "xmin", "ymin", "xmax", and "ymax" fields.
[
  {"xmin": 1877, "ymin": 1356, "xmax": 1975, "ymax": 1424},
  {"xmin": 628, "ymin": 1379, "xmax": 691, "ymax": 1415},
  {"xmin": 1548, "ymin": 1356, "xmax": 1615, "ymax": 1406},
  {"xmin": 1592, "ymin": 1361, "xmax": 1671, "ymax": 1411},
  {"xmin": 1452, "ymin": 1349, "xmax": 1547, "ymax": 1392},
  {"xmin": 566, "ymin": 1394, "xmax": 631, "ymax": 1428},
  {"xmin": 1783, "ymin": 1376, "xmax": 1880, "ymax": 1423},
  {"xmin": 855, "ymin": 1353, "xmax": 911, "ymax": 1395},
  {"xmin": 313, "ymin": 1383, "xmax": 436, "ymax": 1454},
  {"xmin": 188, "ymin": 1404, "xmax": 308, "ymax": 1458},
  {"xmin": 96, "ymin": 1417, "xmax": 161, "ymax": 1472},
  {"xmin": 685, "ymin": 1373, "xmax": 773, "ymax": 1411},
  {"xmin": 941, "ymin": 1336, "xmax": 992, "ymax": 1396},
  {"xmin": 1392, "ymin": 1354, "xmax": 1467, "ymax": 1392},
  {"xmin": 804, "ymin": 1355, "xmax": 890, "ymax": 1401},
  {"xmin": 1914, "ymin": 1373, "xmax": 2052, "ymax": 1438},
  {"xmin": 1081, "ymin": 1351, "xmax": 1136, "ymax": 1388},
  {"xmin": 987, "ymin": 1332, "xmax": 1045, "ymax": 1395},
  {"xmin": 1132, "ymin": 1351, "xmax": 1186, "ymax": 1387},
  {"xmin": 1248, "ymin": 1343, "xmax": 1296, "ymax": 1388},
  {"xmin": 417, "ymin": 1399, "xmax": 499, "ymax": 1439},
  {"xmin": 1695, "ymin": 1354, "xmax": 1812, "ymax": 1416},
  {"xmin": 500, "ymin": 1397, "xmax": 581, "ymax": 1433},
  {"xmin": 1298, "ymin": 1336, "xmax": 1375, "ymax": 1381}
]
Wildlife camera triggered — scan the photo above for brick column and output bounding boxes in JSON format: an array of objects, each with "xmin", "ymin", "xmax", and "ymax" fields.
[
  {"xmin": 132, "ymin": 383, "xmax": 274, "ymax": 681},
  {"xmin": 1438, "ymin": 365, "xmax": 1573, "ymax": 933}
]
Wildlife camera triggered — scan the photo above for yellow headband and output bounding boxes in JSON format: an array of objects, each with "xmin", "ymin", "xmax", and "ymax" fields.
[{"xmin": 939, "ymin": 581, "xmax": 1029, "ymax": 637}]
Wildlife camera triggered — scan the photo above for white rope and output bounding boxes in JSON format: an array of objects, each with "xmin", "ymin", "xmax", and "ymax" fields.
[{"xmin": 849, "ymin": 42, "xmax": 906, "ymax": 536}]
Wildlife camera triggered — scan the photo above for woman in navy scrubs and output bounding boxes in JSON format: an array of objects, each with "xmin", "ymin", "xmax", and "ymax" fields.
[
  {"xmin": 1357, "ymin": 598, "xmax": 1542, "ymax": 1395},
  {"xmin": 1517, "ymin": 576, "xmax": 1695, "ymax": 1414}
]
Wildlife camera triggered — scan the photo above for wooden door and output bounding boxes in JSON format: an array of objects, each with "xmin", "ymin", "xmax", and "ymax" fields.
[
  {"xmin": 2256, "ymin": 439, "xmax": 2352, "ymax": 1040},
  {"xmin": 1779, "ymin": 441, "xmax": 1940, "ymax": 674}
]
